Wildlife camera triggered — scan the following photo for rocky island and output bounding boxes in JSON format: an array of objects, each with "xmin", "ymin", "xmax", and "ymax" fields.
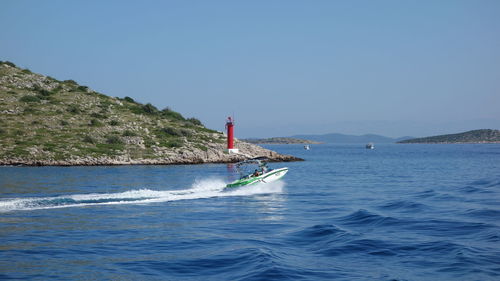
[
  {"xmin": 0, "ymin": 61, "xmax": 302, "ymax": 165},
  {"xmin": 397, "ymin": 129, "xmax": 500, "ymax": 144}
]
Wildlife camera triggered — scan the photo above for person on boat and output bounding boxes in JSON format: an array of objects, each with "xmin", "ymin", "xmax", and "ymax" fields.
[{"xmin": 253, "ymin": 169, "xmax": 260, "ymax": 177}]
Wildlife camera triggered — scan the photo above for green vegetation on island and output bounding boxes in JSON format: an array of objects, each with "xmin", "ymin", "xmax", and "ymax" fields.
[
  {"xmin": 397, "ymin": 129, "xmax": 500, "ymax": 144},
  {"xmin": 0, "ymin": 61, "xmax": 301, "ymax": 165}
]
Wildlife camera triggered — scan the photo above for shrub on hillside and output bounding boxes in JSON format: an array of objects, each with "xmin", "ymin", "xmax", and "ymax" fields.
[
  {"xmin": 124, "ymin": 96, "xmax": 135, "ymax": 103},
  {"xmin": 98, "ymin": 100, "xmax": 112, "ymax": 110},
  {"xmin": 33, "ymin": 86, "xmax": 54, "ymax": 99},
  {"xmin": 195, "ymin": 144, "xmax": 208, "ymax": 152},
  {"xmin": 67, "ymin": 105, "xmax": 81, "ymax": 114},
  {"xmin": 179, "ymin": 128, "xmax": 192, "ymax": 137},
  {"xmin": 106, "ymin": 135, "xmax": 123, "ymax": 144},
  {"xmin": 52, "ymin": 86, "xmax": 63, "ymax": 93},
  {"xmin": 77, "ymin": 86, "xmax": 89, "ymax": 92},
  {"xmin": 161, "ymin": 107, "xmax": 185, "ymax": 121},
  {"xmin": 109, "ymin": 120, "xmax": 119, "ymax": 126},
  {"xmin": 1, "ymin": 61, "xmax": 16, "ymax": 67},
  {"xmin": 143, "ymin": 138, "xmax": 155, "ymax": 148},
  {"xmin": 89, "ymin": 119, "xmax": 102, "ymax": 127},
  {"xmin": 186, "ymin": 117, "xmax": 203, "ymax": 126},
  {"xmin": 161, "ymin": 127, "xmax": 192, "ymax": 137},
  {"xmin": 142, "ymin": 103, "xmax": 158, "ymax": 114},
  {"xmin": 159, "ymin": 139, "xmax": 183, "ymax": 148},
  {"xmin": 166, "ymin": 140, "xmax": 183, "ymax": 148},
  {"xmin": 38, "ymin": 89, "xmax": 52, "ymax": 96},
  {"xmin": 122, "ymin": 130, "xmax": 138, "ymax": 137},
  {"xmin": 19, "ymin": 95, "xmax": 40, "ymax": 103},
  {"xmin": 23, "ymin": 106, "xmax": 36, "ymax": 113},
  {"xmin": 161, "ymin": 127, "xmax": 182, "ymax": 136},
  {"xmin": 90, "ymin": 112, "xmax": 108, "ymax": 119},
  {"xmin": 83, "ymin": 135, "xmax": 96, "ymax": 144}
]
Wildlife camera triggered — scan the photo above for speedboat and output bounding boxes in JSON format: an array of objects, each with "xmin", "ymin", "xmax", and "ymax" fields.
[
  {"xmin": 366, "ymin": 143, "xmax": 374, "ymax": 149},
  {"xmin": 225, "ymin": 157, "xmax": 288, "ymax": 188}
]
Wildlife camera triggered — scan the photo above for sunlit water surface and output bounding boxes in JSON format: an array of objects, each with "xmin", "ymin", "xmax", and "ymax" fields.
[{"xmin": 1, "ymin": 144, "xmax": 499, "ymax": 280}]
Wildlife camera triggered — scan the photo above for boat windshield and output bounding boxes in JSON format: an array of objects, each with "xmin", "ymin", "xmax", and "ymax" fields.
[{"xmin": 236, "ymin": 159, "xmax": 269, "ymax": 178}]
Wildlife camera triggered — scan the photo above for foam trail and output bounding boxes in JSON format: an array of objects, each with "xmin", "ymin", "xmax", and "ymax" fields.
[{"xmin": 0, "ymin": 178, "xmax": 285, "ymax": 213}]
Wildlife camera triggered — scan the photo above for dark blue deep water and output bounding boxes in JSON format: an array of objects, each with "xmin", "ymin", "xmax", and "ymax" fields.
[{"xmin": 1, "ymin": 144, "xmax": 500, "ymax": 280}]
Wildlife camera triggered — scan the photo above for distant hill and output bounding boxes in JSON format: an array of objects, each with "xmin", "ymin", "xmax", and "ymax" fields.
[
  {"xmin": 243, "ymin": 137, "xmax": 321, "ymax": 144},
  {"xmin": 0, "ymin": 61, "xmax": 301, "ymax": 165},
  {"xmin": 290, "ymin": 133, "xmax": 413, "ymax": 144},
  {"xmin": 397, "ymin": 129, "xmax": 500, "ymax": 144}
]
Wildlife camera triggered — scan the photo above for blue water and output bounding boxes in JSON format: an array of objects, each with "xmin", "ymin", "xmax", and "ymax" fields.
[{"xmin": 1, "ymin": 144, "xmax": 500, "ymax": 280}]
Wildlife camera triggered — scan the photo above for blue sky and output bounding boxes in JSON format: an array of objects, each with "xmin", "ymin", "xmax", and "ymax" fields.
[{"xmin": 1, "ymin": 0, "xmax": 499, "ymax": 138}]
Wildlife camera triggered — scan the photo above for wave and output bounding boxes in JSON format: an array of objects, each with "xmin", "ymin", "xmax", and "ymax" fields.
[
  {"xmin": 332, "ymin": 209, "xmax": 496, "ymax": 240},
  {"xmin": 378, "ymin": 200, "xmax": 426, "ymax": 212},
  {"xmin": 471, "ymin": 178, "xmax": 500, "ymax": 188},
  {"xmin": 288, "ymin": 223, "xmax": 499, "ymax": 277},
  {"xmin": 456, "ymin": 178, "xmax": 500, "ymax": 194},
  {"xmin": 414, "ymin": 189, "xmax": 438, "ymax": 198},
  {"xmin": 287, "ymin": 224, "xmax": 353, "ymax": 247},
  {"xmin": 335, "ymin": 209, "xmax": 402, "ymax": 228},
  {"xmin": 118, "ymin": 246, "xmax": 345, "ymax": 280},
  {"xmin": 0, "ymin": 178, "xmax": 285, "ymax": 213},
  {"xmin": 463, "ymin": 208, "xmax": 500, "ymax": 219}
]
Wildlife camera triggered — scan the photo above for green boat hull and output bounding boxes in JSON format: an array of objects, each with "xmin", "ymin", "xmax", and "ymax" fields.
[{"xmin": 225, "ymin": 167, "xmax": 288, "ymax": 188}]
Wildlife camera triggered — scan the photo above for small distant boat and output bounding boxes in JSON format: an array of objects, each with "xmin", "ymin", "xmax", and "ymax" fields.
[
  {"xmin": 304, "ymin": 145, "xmax": 310, "ymax": 150},
  {"xmin": 366, "ymin": 143, "xmax": 374, "ymax": 149}
]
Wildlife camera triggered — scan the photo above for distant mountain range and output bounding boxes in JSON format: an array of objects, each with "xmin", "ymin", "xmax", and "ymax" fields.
[
  {"xmin": 272, "ymin": 129, "xmax": 500, "ymax": 144},
  {"xmin": 242, "ymin": 137, "xmax": 321, "ymax": 144},
  {"xmin": 289, "ymin": 133, "xmax": 413, "ymax": 144}
]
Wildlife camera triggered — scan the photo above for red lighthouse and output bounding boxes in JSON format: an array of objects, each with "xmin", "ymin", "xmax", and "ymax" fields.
[
  {"xmin": 225, "ymin": 116, "xmax": 239, "ymax": 154},
  {"xmin": 226, "ymin": 117, "xmax": 234, "ymax": 149}
]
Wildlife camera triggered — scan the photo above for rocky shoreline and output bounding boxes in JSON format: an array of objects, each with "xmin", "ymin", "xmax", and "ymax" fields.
[{"xmin": 0, "ymin": 140, "xmax": 303, "ymax": 166}]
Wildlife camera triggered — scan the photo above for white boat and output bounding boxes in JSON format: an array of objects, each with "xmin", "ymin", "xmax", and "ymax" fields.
[
  {"xmin": 366, "ymin": 143, "xmax": 374, "ymax": 149},
  {"xmin": 225, "ymin": 157, "xmax": 288, "ymax": 188},
  {"xmin": 304, "ymin": 145, "xmax": 310, "ymax": 150}
]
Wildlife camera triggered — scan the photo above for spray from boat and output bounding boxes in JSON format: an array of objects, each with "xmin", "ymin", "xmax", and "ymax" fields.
[{"xmin": 0, "ymin": 179, "xmax": 285, "ymax": 213}]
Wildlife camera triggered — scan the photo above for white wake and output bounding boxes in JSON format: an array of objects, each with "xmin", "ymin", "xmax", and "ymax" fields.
[{"xmin": 0, "ymin": 178, "xmax": 285, "ymax": 212}]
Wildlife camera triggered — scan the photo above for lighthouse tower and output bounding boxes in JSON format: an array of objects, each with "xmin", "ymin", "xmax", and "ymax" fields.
[{"xmin": 225, "ymin": 116, "xmax": 239, "ymax": 154}]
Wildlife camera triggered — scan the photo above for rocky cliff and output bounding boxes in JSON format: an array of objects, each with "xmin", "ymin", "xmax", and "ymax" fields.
[{"xmin": 0, "ymin": 61, "xmax": 302, "ymax": 165}]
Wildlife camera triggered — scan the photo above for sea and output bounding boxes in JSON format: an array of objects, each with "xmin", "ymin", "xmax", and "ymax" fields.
[{"xmin": 1, "ymin": 144, "xmax": 499, "ymax": 280}]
